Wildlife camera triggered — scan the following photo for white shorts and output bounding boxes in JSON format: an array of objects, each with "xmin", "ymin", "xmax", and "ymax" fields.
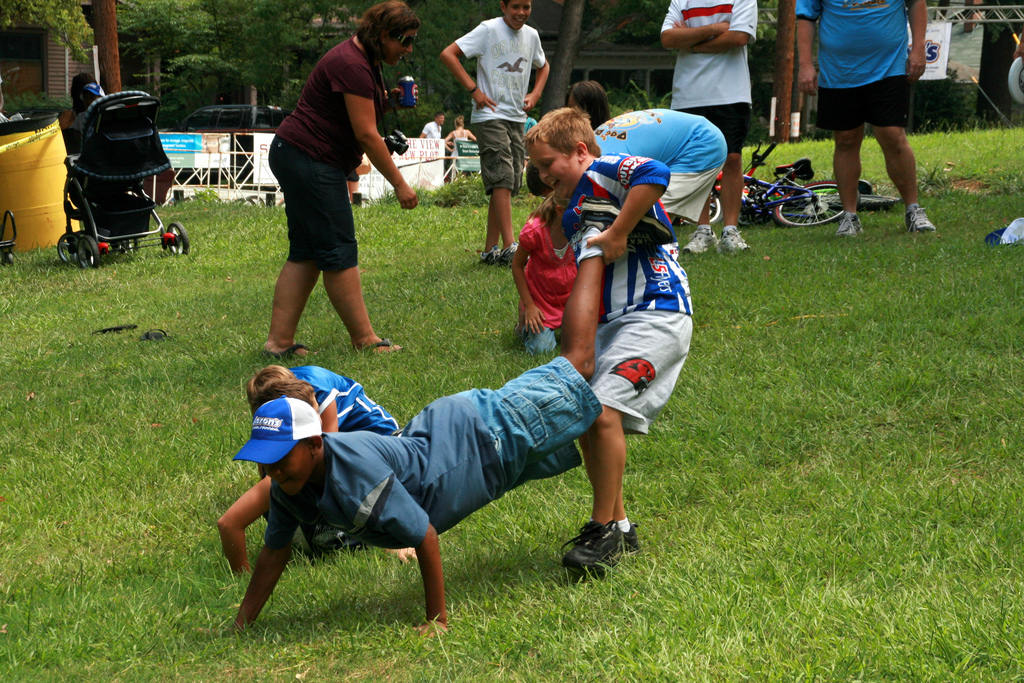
[
  {"xmin": 591, "ymin": 309, "xmax": 692, "ymax": 434},
  {"xmin": 661, "ymin": 166, "xmax": 722, "ymax": 223}
]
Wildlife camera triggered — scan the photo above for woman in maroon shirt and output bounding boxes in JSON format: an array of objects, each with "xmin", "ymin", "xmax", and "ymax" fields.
[{"xmin": 264, "ymin": 1, "xmax": 419, "ymax": 357}]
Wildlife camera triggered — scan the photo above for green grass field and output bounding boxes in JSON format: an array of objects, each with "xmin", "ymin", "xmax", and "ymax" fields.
[{"xmin": 1, "ymin": 129, "xmax": 1023, "ymax": 681}]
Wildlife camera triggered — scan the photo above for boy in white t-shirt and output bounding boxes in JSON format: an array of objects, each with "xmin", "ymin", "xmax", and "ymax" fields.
[{"xmin": 440, "ymin": 0, "xmax": 550, "ymax": 266}]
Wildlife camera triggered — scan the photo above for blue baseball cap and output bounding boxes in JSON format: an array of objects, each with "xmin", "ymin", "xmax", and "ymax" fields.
[
  {"xmin": 233, "ymin": 396, "xmax": 322, "ymax": 465},
  {"xmin": 83, "ymin": 83, "xmax": 105, "ymax": 97}
]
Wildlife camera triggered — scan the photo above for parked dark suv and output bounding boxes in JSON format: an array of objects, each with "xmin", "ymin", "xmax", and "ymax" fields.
[{"xmin": 173, "ymin": 104, "xmax": 290, "ymax": 132}]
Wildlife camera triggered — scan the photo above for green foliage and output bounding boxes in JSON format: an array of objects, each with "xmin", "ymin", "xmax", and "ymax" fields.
[
  {"xmin": 1, "ymin": 90, "xmax": 70, "ymax": 114},
  {"xmin": 912, "ymin": 78, "xmax": 981, "ymax": 133},
  {"xmin": 605, "ymin": 81, "xmax": 673, "ymax": 117},
  {"xmin": 421, "ymin": 174, "xmax": 489, "ymax": 207},
  {"xmin": 1, "ymin": 0, "xmax": 92, "ymax": 60}
]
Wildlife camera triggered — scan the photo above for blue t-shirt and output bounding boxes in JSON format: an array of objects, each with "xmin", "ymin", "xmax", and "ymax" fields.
[
  {"xmin": 562, "ymin": 153, "xmax": 693, "ymax": 323},
  {"xmin": 290, "ymin": 366, "xmax": 399, "ymax": 435},
  {"xmin": 796, "ymin": 0, "xmax": 909, "ymax": 89},
  {"xmin": 595, "ymin": 109, "xmax": 727, "ymax": 174}
]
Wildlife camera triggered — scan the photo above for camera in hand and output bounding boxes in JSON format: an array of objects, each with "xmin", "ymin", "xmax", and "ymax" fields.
[{"xmin": 384, "ymin": 129, "xmax": 409, "ymax": 156}]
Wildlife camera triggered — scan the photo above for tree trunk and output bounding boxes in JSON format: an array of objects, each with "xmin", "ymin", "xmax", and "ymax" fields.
[
  {"xmin": 772, "ymin": 0, "xmax": 796, "ymax": 141},
  {"xmin": 976, "ymin": 23, "xmax": 1015, "ymax": 122},
  {"xmin": 540, "ymin": 0, "xmax": 586, "ymax": 114},
  {"xmin": 93, "ymin": 0, "xmax": 121, "ymax": 93}
]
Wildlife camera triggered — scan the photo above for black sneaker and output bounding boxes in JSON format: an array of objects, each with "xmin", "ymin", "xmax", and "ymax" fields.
[
  {"xmin": 561, "ymin": 520, "xmax": 623, "ymax": 574},
  {"xmin": 579, "ymin": 196, "xmax": 675, "ymax": 246},
  {"xmin": 622, "ymin": 522, "xmax": 640, "ymax": 555}
]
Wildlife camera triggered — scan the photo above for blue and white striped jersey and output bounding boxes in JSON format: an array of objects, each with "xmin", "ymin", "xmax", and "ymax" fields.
[
  {"xmin": 291, "ymin": 366, "xmax": 399, "ymax": 435},
  {"xmin": 562, "ymin": 153, "xmax": 693, "ymax": 323}
]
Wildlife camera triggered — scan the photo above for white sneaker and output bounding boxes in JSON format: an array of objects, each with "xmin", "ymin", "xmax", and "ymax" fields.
[
  {"xmin": 835, "ymin": 212, "xmax": 863, "ymax": 237},
  {"xmin": 905, "ymin": 206, "xmax": 936, "ymax": 232},
  {"xmin": 479, "ymin": 245, "xmax": 501, "ymax": 264},
  {"xmin": 682, "ymin": 226, "xmax": 718, "ymax": 254},
  {"xmin": 718, "ymin": 227, "xmax": 749, "ymax": 253}
]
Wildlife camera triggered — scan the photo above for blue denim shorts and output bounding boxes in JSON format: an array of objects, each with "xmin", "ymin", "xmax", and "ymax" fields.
[
  {"xmin": 463, "ymin": 357, "xmax": 601, "ymax": 472},
  {"xmin": 521, "ymin": 326, "xmax": 557, "ymax": 355}
]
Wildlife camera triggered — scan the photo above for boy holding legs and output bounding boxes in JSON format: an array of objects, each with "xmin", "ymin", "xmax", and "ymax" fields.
[
  {"xmin": 526, "ymin": 108, "xmax": 693, "ymax": 573},
  {"xmin": 440, "ymin": 0, "xmax": 549, "ymax": 265}
]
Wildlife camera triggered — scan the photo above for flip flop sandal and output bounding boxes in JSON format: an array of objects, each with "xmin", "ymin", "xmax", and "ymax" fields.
[
  {"xmin": 262, "ymin": 343, "xmax": 308, "ymax": 358},
  {"xmin": 93, "ymin": 324, "xmax": 138, "ymax": 335},
  {"xmin": 140, "ymin": 329, "xmax": 170, "ymax": 341},
  {"xmin": 362, "ymin": 338, "xmax": 402, "ymax": 353}
]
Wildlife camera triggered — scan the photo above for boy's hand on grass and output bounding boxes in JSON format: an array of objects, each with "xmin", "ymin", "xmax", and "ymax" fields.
[
  {"xmin": 386, "ymin": 547, "xmax": 418, "ymax": 563},
  {"xmin": 415, "ymin": 619, "xmax": 448, "ymax": 637},
  {"xmin": 586, "ymin": 228, "xmax": 628, "ymax": 264}
]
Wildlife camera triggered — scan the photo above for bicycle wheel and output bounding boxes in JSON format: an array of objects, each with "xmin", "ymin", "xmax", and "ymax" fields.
[
  {"xmin": 708, "ymin": 191, "xmax": 723, "ymax": 224},
  {"xmin": 771, "ymin": 181, "xmax": 843, "ymax": 227}
]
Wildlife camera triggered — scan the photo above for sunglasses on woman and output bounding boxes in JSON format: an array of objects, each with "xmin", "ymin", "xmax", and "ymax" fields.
[{"xmin": 391, "ymin": 32, "xmax": 416, "ymax": 48}]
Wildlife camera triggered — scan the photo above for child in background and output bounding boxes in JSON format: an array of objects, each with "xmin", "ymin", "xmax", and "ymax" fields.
[
  {"xmin": 511, "ymin": 164, "xmax": 577, "ymax": 354},
  {"xmin": 440, "ymin": 0, "xmax": 549, "ymax": 266},
  {"xmin": 218, "ymin": 365, "xmax": 412, "ymax": 573}
]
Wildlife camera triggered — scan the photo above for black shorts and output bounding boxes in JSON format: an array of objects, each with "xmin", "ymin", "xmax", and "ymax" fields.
[
  {"xmin": 268, "ymin": 136, "xmax": 358, "ymax": 272},
  {"xmin": 677, "ymin": 103, "xmax": 751, "ymax": 155},
  {"xmin": 816, "ymin": 75, "xmax": 910, "ymax": 131}
]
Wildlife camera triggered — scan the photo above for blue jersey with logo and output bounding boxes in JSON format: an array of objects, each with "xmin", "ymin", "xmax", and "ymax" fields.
[
  {"xmin": 595, "ymin": 109, "xmax": 727, "ymax": 174},
  {"xmin": 562, "ymin": 153, "xmax": 693, "ymax": 323},
  {"xmin": 291, "ymin": 366, "xmax": 398, "ymax": 435},
  {"xmin": 796, "ymin": 0, "xmax": 909, "ymax": 88}
]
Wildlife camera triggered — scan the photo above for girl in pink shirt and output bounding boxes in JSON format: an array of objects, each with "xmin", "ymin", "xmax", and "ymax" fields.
[{"xmin": 511, "ymin": 192, "xmax": 577, "ymax": 354}]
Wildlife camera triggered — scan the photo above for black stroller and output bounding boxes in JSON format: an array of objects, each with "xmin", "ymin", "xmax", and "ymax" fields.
[{"xmin": 60, "ymin": 91, "xmax": 189, "ymax": 268}]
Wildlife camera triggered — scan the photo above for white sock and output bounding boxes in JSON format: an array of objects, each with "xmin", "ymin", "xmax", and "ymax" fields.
[
  {"xmin": 697, "ymin": 223, "xmax": 712, "ymax": 234},
  {"xmin": 617, "ymin": 518, "xmax": 631, "ymax": 533},
  {"xmin": 906, "ymin": 203, "xmax": 919, "ymax": 213},
  {"xmin": 723, "ymin": 225, "xmax": 738, "ymax": 234}
]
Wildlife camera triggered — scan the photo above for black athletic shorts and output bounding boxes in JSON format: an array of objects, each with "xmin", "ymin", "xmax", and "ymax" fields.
[
  {"xmin": 268, "ymin": 136, "xmax": 358, "ymax": 272},
  {"xmin": 677, "ymin": 102, "xmax": 751, "ymax": 155},
  {"xmin": 816, "ymin": 75, "xmax": 910, "ymax": 131}
]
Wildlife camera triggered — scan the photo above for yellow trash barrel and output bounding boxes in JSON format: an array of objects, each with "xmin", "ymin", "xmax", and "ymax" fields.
[{"xmin": 0, "ymin": 115, "xmax": 68, "ymax": 252}]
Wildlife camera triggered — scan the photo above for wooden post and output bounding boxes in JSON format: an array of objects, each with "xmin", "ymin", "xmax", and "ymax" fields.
[
  {"xmin": 772, "ymin": 0, "xmax": 796, "ymax": 142},
  {"xmin": 93, "ymin": 0, "xmax": 122, "ymax": 93}
]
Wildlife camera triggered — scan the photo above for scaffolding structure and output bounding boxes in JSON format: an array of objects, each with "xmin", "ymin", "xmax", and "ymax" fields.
[{"xmin": 758, "ymin": 5, "xmax": 1024, "ymax": 25}]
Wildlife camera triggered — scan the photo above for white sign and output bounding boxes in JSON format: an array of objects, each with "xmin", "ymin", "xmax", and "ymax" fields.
[
  {"xmin": 921, "ymin": 22, "xmax": 952, "ymax": 81},
  {"xmin": 361, "ymin": 137, "xmax": 445, "ymax": 201},
  {"xmin": 253, "ymin": 132, "xmax": 276, "ymax": 184}
]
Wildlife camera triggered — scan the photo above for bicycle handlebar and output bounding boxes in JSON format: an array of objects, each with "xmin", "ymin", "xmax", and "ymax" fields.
[{"xmin": 749, "ymin": 142, "xmax": 777, "ymax": 170}]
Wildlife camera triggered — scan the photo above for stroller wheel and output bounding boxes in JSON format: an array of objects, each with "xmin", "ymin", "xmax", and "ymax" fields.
[
  {"xmin": 164, "ymin": 222, "xmax": 190, "ymax": 256},
  {"xmin": 77, "ymin": 234, "xmax": 101, "ymax": 269},
  {"xmin": 57, "ymin": 233, "xmax": 77, "ymax": 264},
  {"xmin": 1, "ymin": 250, "xmax": 12, "ymax": 266}
]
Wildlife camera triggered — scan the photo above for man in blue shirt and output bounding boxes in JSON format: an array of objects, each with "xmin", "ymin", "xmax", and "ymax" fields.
[
  {"xmin": 231, "ymin": 352, "xmax": 601, "ymax": 635},
  {"xmin": 797, "ymin": 0, "xmax": 937, "ymax": 236}
]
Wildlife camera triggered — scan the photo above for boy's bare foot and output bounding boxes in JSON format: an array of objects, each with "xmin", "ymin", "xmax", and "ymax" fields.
[{"xmin": 414, "ymin": 620, "xmax": 448, "ymax": 637}]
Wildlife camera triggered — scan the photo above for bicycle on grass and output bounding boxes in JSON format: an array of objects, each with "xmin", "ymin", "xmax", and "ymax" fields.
[{"xmin": 707, "ymin": 143, "xmax": 845, "ymax": 227}]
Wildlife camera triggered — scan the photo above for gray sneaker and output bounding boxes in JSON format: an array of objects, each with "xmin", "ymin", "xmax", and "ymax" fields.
[
  {"xmin": 835, "ymin": 212, "xmax": 863, "ymax": 237},
  {"xmin": 905, "ymin": 206, "xmax": 936, "ymax": 232},
  {"xmin": 682, "ymin": 226, "xmax": 718, "ymax": 254},
  {"xmin": 718, "ymin": 227, "xmax": 750, "ymax": 253}
]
